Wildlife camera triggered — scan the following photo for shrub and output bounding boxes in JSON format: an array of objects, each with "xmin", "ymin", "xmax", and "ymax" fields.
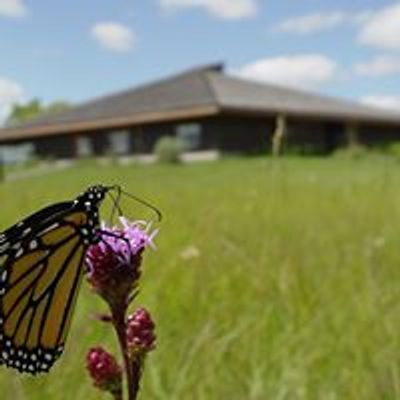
[
  {"xmin": 386, "ymin": 142, "xmax": 400, "ymax": 159},
  {"xmin": 154, "ymin": 136, "xmax": 184, "ymax": 164},
  {"xmin": 332, "ymin": 144, "xmax": 369, "ymax": 159}
]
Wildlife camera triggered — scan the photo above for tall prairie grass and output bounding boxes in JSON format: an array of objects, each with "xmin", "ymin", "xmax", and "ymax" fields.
[{"xmin": 0, "ymin": 157, "xmax": 399, "ymax": 399}]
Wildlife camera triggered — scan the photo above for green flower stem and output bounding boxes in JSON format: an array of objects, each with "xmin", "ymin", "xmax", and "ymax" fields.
[{"xmin": 112, "ymin": 303, "xmax": 138, "ymax": 400}]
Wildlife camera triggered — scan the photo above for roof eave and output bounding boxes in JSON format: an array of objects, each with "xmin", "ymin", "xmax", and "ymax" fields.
[{"xmin": 0, "ymin": 105, "xmax": 221, "ymax": 142}]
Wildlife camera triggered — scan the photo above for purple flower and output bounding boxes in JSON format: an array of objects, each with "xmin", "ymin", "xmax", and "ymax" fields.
[
  {"xmin": 86, "ymin": 218, "xmax": 157, "ymax": 306},
  {"xmin": 86, "ymin": 347, "xmax": 122, "ymax": 395},
  {"xmin": 85, "ymin": 217, "xmax": 159, "ymax": 400}
]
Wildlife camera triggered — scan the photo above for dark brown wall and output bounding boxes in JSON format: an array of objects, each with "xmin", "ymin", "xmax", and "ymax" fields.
[
  {"xmin": 127, "ymin": 116, "xmax": 274, "ymax": 154},
  {"xmin": 34, "ymin": 134, "xmax": 76, "ymax": 158},
  {"xmin": 203, "ymin": 115, "xmax": 275, "ymax": 153},
  {"xmin": 359, "ymin": 124, "xmax": 400, "ymax": 146},
  {"xmin": 134, "ymin": 123, "xmax": 174, "ymax": 153},
  {"xmin": 89, "ymin": 131, "xmax": 109, "ymax": 154},
  {"xmin": 15, "ymin": 115, "xmax": 400, "ymax": 160},
  {"xmin": 286, "ymin": 119, "xmax": 347, "ymax": 154}
]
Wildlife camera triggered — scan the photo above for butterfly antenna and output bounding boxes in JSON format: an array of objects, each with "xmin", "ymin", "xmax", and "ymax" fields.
[
  {"xmin": 120, "ymin": 189, "xmax": 162, "ymax": 222},
  {"xmin": 107, "ymin": 186, "xmax": 123, "ymax": 223}
]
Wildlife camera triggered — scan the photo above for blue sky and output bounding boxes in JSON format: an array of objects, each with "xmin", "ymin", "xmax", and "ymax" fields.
[{"xmin": 1, "ymin": 0, "xmax": 400, "ymax": 121}]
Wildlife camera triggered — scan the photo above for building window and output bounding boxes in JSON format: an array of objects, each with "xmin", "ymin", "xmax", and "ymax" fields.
[
  {"xmin": 176, "ymin": 123, "xmax": 201, "ymax": 150},
  {"xmin": 0, "ymin": 143, "xmax": 34, "ymax": 164},
  {"xmin": 109, "ymin": 130, "xmax": 130, "ymax": 155},
  {"xmin": 77, "ymin": 136, "xmax": 93, "ymax": 157}
]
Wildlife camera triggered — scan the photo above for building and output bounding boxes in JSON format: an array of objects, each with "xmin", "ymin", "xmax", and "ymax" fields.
[{"xmin": 1, "ymin": 63, "xmax": 400, "ymax": 159}]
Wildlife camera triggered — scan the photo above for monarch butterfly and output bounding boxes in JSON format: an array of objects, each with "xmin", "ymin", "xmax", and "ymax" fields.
[{"xmin": 0, "ymin": 185, "xmax": 113, "ymax": 374}]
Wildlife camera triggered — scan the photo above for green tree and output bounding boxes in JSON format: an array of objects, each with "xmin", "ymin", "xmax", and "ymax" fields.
[
  {"xmin": 7, "ymin": 98, "xmax": 43, "ymax": 124},
  {"xmin": 6, "ymin": 99, "xmax": 70, "ymax": 125},
  {"xmin": 46, "ymin": 100, "xmax": 70, "ymax": 114}
]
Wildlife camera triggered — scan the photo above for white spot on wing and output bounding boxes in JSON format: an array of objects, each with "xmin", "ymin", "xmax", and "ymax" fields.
[
  {"xmin": 1, "ymin": 270, "xmax": 7, "ymax": 282},
  {"xmin": 15, "ymin": 248, "xmax": 24, "ymax": 258}
]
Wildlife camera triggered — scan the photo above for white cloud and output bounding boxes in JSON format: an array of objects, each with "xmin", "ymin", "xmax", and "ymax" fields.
[
  {"xmin": 0, "ymin": 78, "xmax": 25, "ymax": 124},
  {"xmin": 236, "ymin": 54, "xmax": 338, "ymax": 90},
  {"xmin": 358, "ymin": 4, "xmax": 400, "ymax": 50},
  {"xmin": 353, "ymin": 10, "xmax": 374, "ymax": 24},
  {"xmin": 274, "ymin": 10, "xmax": 374, "ymax": 35},
  {"xmin": 160, "ymin": 0, "xmax": 257, "ymax": 20},
  {"xmin": 276, "ymin": 11, "xmax": 347, "ymax": 34},
  {"xmin": 91, "ymin": 22, "xmax": 136, "ymax": 53},
  {"xmin": 361, "ymin": 95, "xmax": 400, "ymax": 111},
  {"xmin": 0, "ymin": 0, "xmax": 26, "ymax": 18},
  {"xmin": 354, "ymin": 55, "xmax": 400, "ymax": 77}
]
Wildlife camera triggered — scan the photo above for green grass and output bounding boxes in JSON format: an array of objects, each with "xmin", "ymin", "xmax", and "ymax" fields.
[{"xmin": 0, "ymin": 156, "xmax": 399, "ymax": 399}]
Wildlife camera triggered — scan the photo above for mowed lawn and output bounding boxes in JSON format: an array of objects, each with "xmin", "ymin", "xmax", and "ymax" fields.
[{"xmin": 0, "ymin": 157, "xmax": 399, "ymax": 400}]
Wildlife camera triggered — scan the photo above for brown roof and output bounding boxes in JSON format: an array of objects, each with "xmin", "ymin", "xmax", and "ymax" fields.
[
  {"xmin": 1, "ymin": 63, "xmax": 400, "ymax": 142},
  {"xmin": 209, "ymin": 72, "xmax": 400, "ymax": 122}
]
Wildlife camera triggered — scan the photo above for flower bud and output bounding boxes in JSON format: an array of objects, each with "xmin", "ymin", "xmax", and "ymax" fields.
[
  {"xmin": 86, "ymin": 347, "xmax": 122, "ymax": 395},
  {"xmin": 126, "ymin": 307, "xmax": 156, "ymax": 356}
]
